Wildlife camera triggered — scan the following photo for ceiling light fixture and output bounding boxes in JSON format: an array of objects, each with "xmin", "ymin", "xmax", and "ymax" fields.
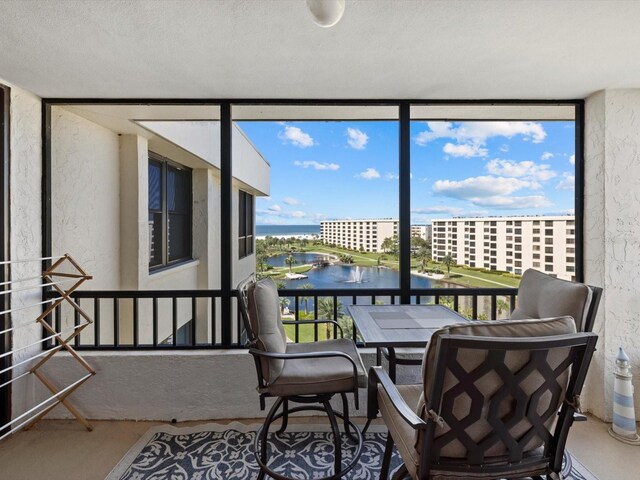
[{"xmin": 306, "ymin": 0, "xmax": 346, "ymax": 28}]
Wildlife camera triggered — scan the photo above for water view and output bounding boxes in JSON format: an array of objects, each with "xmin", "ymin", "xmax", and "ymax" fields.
[{"xmin": 262, "ymin": 253, "xmax": 502, "ymax": 318}]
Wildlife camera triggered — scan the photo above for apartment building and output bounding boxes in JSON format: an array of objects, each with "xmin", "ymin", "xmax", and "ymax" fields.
[
  {"xmin": 321, "ymin": 219, "xmax": 398, "ymax": 252},
  {"xmin": 411, "ymin": 224, "xmax": 432, "ymax": 241},
  {"xmin": 431, "ymin": 216, "xmax": 576, "ymax": 280}
]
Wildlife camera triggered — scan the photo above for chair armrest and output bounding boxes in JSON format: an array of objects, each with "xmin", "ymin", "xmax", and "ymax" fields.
[
  {"xmin": 248, "ymin": 347, "xmax": 358, "ymax": 387},
  {"xmin": 367, "ymin": 366, "xmax": 428, "ymax": 430},
  {"xmin": 281, "ymin": 319, "xmax": 344, "ymax": 338}
]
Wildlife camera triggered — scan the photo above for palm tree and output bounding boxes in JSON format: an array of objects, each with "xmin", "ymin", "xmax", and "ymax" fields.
[
  {"xmin": 284, "ymin": 254, "xmax": 297, "ymax": 273},
  {"xmin": 339, "ymin": 254, "xmax": 354, "ymax": 264},
  {"xmin": 318, "ymin": 297, "xmax": 344, "ymax": 339},
  {"xmin": 298, "ymin": 283, "xmax": 314, "ymax": 314},
  {"xmin": 276, "ymin": 280, "xmax": 287, "ymax": 290},
  {"xmin": 496, "ymin": 298, "xmax": 510, "ymax": 318},
  {"xmin": 381, "ymin": 237, "xmax": 393, "ymax": 253},
  {"xmin": 256, "ymin": 253, "xmax": 268, "ymax": 273},
  {"xmin": 442, "ymin": 254, "xmax": 455, "ymax": 277},
  {"xmin": 279, "ymin": 297, "xmax": 290, "ymax": 314}
]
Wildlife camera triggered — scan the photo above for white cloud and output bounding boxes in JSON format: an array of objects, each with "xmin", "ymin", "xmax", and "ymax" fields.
[
  {"xmin": 412, "ymin": 206, "xmax": 464, "ymax": 215},
  {"xmin": 293, "ymin": 160, "xmax": 340, "ymax": 171},
  {"xmin": 499, "ymin": 144, "xmax": 510, "ymax": 153},
  {"xmin": 384, "ymin": 172, "xmax": 399, "ymax": 180},
  {"xmin": 282, "ymin": 197, "xmax": 300, "ymax": 205},
  {"xmin": 541, "ymin": 152, "xmax": 554, "ymax": 160},
  {"xmin": 416, "ymin": 121, "xmax": 547, "ymax": 164},
  {"xmin": 472, "ymin": 195, "xmax": 553, "ymax": 209},
  {"xmin": 556, "ymin": 172, "xmax": 575, "ymax": 190},
  {"xmin": 257, "ymin": 207, "xmax": 308, "ymax": 219},
  {"xmin": 346, "ymin": 128, "xmax": 369, "ymax": 150},
  {"xmin": 486, "ymin": 159, "xmax": 556, "ymax": 184},
  {"xmin": 414, "ymin": 121, "xmax": 547, "ymax": 148},
  {"xmin": 569, "ymin": 154, "xmax": 575, "ymax": 165},
  {"xmin": 279, "ymin": 125, "xmax": 315, "ymax": 148},
  {"xmin": 357, "ymin": 168, "xmax": 381, "ymax": 180},
  {"xmin": 432, "ymin": 175, "xmax": 550, "ymax": 209},
  {"xmin": 433, "ymin": 176, "xmax": 532, "ymax": 199},
  {"xmin": 443, "ymin": 142, "xmax": 488, "ymax": 158}
]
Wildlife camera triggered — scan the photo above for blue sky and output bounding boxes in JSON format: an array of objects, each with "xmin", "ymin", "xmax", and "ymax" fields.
[{"xmin": 237, "ymin": 120, "xmax": 576, "ymax": 225}]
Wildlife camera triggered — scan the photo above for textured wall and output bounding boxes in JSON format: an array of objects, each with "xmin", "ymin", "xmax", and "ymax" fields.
[
  {"xmin": 583, "ymin": 89, "xmax": 640, "ymax": 420},
  {"xmin": 7, "ymin": 83, "xmax": 42, "ymax": 418},
  {"xmin": 51, "ymin": 106, "xmax": 121, "ymax": 289},
  {"xmin": 41, "ymin": 349, "xmax": 379, "ymax": 421}
]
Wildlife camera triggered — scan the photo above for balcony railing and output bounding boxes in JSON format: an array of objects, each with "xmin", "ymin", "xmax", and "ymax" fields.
[{"xmin": 44, "ymin": 287, "xmax": 517, "ymax": 350}]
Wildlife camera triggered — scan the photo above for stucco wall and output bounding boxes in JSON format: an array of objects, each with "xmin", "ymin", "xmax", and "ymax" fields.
[
  {"xmin": 583, "ymin": 89, "xmax": 640, "ymax": 420},
  {"xmin": 40, "ymin": 349, "xmax": 381, "ymax": 421},
  {"xmin": 51, "ymin": 107, "xmax": 121, "ymax": 289},
  {"xmin": 6, "ymin": 83, "xmax": 43, "ymax": 419}
]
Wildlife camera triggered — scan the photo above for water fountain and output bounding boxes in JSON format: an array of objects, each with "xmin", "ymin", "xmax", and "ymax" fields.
[{"xmin": 346, "ymin": 266, "xmax": 365, "ymax": 283}]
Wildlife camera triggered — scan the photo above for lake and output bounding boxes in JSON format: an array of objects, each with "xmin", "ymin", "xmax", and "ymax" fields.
[
  {"xmin": 264, "ymin": 253, "xmax": 502, "ymax": 318},
  {"xmin": 266, "ymin": 252, "xmax": 434, "ymax": 289}
]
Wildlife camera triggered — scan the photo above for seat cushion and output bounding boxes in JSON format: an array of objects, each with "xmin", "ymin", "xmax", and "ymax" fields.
[
  {"xmin": 266, "ymin": 338, "xmax": 366, "ymax": 397},
  {"xmin": 378, "ymin": 384, "xmax": 423, "ymax": 479},
  {"xmin": 511, "ymin": 268, "xmax": 593, "ymax": 332},
  {"xmin": 247, "ymin": 277, "xmax": 287, "ymax": 383},
  {"xmin": 418, "ymin": 316, "xmax": 577, "ymax": 459},
  {"xmin": 379, "ymin": 386, "xmax": 551, "ymax": 480},
  {"xmin": 383, "ymin": 347, "xmax": 425, "ymax": 361}
]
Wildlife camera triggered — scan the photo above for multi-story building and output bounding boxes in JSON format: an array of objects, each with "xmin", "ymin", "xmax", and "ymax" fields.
[
  {"xmin": 321, "ymin": 219, "xmax": 398, "ymax": 252},
  {"xmin": 431, "ymin": 216, "xmax": 576, "ymax": 280},
  {"xmin": 411, "ymin": 224, "xmax": 432, "ymax": 242}
]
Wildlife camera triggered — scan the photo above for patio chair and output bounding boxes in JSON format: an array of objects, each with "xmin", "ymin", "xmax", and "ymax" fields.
[
  {"xmin": 237, "ymin": 276, "xmax": 367, "ymax": 480},
  {"xmin": 368, "ymin": 316, "xmax": 598, "ymax": 480},
  {"xmin": 379, "ymin": 269, "xmax": 602, "ymax": 383},
  {"xmin": 511, "ymin": 268, "xmax": 603, "ymax": 333}
]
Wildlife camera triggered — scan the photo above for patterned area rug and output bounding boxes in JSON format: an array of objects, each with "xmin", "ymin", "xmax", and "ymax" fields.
[{"xmin": 105, "ymin": 422, "xmax": 598, "ymax": 480}]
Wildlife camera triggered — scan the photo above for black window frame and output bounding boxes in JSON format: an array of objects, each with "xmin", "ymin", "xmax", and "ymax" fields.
[
  {"xmin": 148, "ymin": 152, "xmax": 193, "ymax": 271},
  {"xmin": 40, "ymin": 98, "xmax": 585, "ymax": 348},
  {"xmin": 238, "ymin": 190, "xmax": 254, "ymax": 259}
]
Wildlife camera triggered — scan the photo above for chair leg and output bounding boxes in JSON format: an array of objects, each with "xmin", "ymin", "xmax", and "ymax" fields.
[
  {"xmin": 392, "ymin": 464, "xmax": 409, "ymax": 480},
  {"xmin": 361, "ymin": 418, "xmax": 372, "ymax": 435},
  {"xmin": 324, "ymin": 399, "xmax": 342, "ymax": 477},
  {"xmin": 257, "ymin": 397, "xmax": 283, "ymax": 478},
  {"xmin": 340, "ymin": 392, "xmax": 358, "ymax": 442},
  {"xmin": 376, "ymin": 347, "xmax": 382, "ymax": 366},
  {"xmin": 276, "ymin": 398, "xmax": 289, "ymax": 435},
  {"xmin": 389, "ymin": 357, "xmax": 397, "ymax": 383},
  {"xmin": 380, "ymin": 431, "xmax": 394, "ymax": 479}
]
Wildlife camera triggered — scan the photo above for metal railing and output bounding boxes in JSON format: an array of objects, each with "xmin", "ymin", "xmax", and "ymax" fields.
[{"xmin": 44, "ymin": 287, "xmax": 517, "ymax": 350}]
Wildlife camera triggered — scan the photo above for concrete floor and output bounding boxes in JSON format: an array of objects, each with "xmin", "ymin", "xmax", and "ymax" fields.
[{"xmin": 0, "ymin": 416, "xmax": 637, "ymax": 480}]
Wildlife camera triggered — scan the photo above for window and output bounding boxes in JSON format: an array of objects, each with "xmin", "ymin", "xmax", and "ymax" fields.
[
  {"xmin": 239, "ymin": 190, "xmax": 255, "ymax": 258},
  {"xmin": 148, "ymin": 153, "xmax": 192, "ymax": 269}
]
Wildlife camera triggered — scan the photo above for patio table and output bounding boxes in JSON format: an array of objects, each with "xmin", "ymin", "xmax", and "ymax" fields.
[{"xmin": 347, "ymin": 304, "xmax": 470, "ymax": 349}]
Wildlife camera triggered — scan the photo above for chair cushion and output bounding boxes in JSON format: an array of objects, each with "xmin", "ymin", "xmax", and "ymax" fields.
[
  {"xmin": 511, "ymin": 268, "xmax": 593, "ymax": 332},
  {"xmin": 383, "ymin": 347, "xmax": 425, "ymax": 361},
  {"xmin": 418, "ymin": 316, "xmax": 577, "ymax": 458},
  {"xmin": 379, "ymin": 383, "xmax": 551, "ymax": 479},
  {"xmin": 247, "ymin": 277, "xmax": 287, "ymax": 383},
  {"xmin": 266, "ymin": 338, "xmax": 366, "ymax": 397},
  {"xmin": 378, "ymin": 384, "xmax": 423, "ymax": 479}
]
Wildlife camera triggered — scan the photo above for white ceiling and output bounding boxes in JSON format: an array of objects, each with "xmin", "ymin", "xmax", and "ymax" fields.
[{"xmin": 1, "ymin": 0, "xmax": 640, "ymax": 100}]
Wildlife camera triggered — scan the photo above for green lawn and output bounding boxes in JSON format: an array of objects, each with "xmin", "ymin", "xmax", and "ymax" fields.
[{"xmin": 283, "ymin": 323, "xmax": 337, "ymax": 343}]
